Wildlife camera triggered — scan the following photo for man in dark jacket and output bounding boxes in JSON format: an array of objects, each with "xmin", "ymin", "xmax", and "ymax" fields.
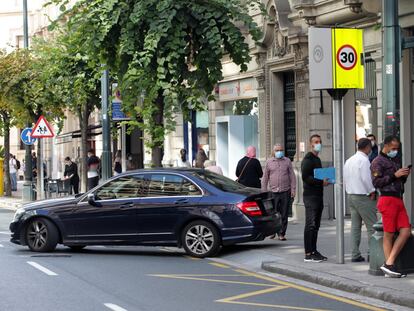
[
  {"xmin": 367, "ymin": 134, "xmax": 379, "ymax": 162},
  {"xmin": 235, "ymin": 146, "xmax": 263, "ymax": 188},
  {"xmin": 63, "ymin": 157, "xmax": 80, "ymax": 194},
  {"xmin": 301, "ymin": 134, "xmax": 329, "ymax": 263},
  {"xmin": 371, "ymin": 136, "xmax": 411, "ymax": 278}
]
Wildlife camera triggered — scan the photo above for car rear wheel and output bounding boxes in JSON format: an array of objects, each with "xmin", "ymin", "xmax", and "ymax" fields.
[
  {"xmin": 182, "ymin": 220, "xmax": 221, "ymax": 258},
  {"xmin": 26, "ymin": 218, "xmax": 58, "ymax": 252}
]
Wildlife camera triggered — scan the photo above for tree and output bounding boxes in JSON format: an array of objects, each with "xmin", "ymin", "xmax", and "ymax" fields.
[
  {"xmin": 32, "ymin": 34, "xmax": 101, "ymax": 191},
  {"xmin": 50, "ymin": 0, "xmax": 263, "ymax": 166}
]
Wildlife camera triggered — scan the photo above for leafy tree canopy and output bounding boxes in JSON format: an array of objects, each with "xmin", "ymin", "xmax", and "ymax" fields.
[{"xmin": 49, "ymin": 0, "xmax": 264, "ymax": 151}]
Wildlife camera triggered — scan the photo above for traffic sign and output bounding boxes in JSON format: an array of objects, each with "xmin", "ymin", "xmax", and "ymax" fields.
[
  {"xmin": 332, "ymin": 28, "xmax": 364, "ymax": 89},
  {"xmin": 31, "ymin": 116, "xmax": 54, "ymax": 138},
  {"xmin": 309, "ymin": 27, "xmax": 364, "ymax": 90},
  {"xmin": 20, "ymin": 128, "xmax": 37, "ymax": 145}
]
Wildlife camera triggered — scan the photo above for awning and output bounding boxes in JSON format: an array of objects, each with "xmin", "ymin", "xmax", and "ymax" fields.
[{"xmin": 55, "ymin": 124, "xmax": 102, "ymax": 145}]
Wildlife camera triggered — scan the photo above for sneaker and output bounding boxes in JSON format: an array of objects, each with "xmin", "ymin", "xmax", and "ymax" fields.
[
  {"xmin": 351, "ymin": 256, "xmax": 365, "ymax": 262},
  {"xmin": 380, "ymin": 264, "xmax": 402, "ymax": 278},
  {"xmin": 304, "ymin": 253, "xmax": 323, "ymax": 263},
  {"xmin": 314, "ymin": 250, "xmax": 328, "ymax": 261}
]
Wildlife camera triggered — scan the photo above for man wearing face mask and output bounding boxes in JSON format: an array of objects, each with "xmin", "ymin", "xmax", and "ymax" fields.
[
  {"xmin": 371, "ymin": 136, "xmax": 411, "ymax": 278},
  {"xmin": 262, "ymin": 144, "xmax": 296, "ymax": 240},
  {"xmin": 301, "ymin": 134, "xmax": 329, "ymax": 262},
  {"xmin": 367, "ymin": 134, "xmax": 378, "ymax": 162},
  {"xmin": 343, "ymin": 138, "xmax": 378, "ymax": 263}
]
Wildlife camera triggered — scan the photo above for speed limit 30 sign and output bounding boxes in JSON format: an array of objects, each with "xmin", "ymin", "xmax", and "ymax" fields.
[
  {"xmin": 309, "ymin": 28, "xmax": 364, "ymax": 90},
  {"xmin": 336, "ymin": 45, "xmax": 357, "ymax": 70}
]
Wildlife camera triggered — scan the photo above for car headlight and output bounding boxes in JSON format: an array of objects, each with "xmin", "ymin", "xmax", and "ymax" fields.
[{"xmin": 12, "ymin": 208, "xmax": 25, "ymax": 222}]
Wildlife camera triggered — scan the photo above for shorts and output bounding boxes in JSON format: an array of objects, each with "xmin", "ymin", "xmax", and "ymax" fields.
[{"xmin": 377, "ymin": 196, "xmax": 411, "ymax": 233}]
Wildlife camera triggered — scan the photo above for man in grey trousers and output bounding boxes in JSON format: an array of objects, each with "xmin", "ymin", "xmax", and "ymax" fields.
[{"xmin": 344, "ymin": 138, "xmax": 378, "ymax": 262}]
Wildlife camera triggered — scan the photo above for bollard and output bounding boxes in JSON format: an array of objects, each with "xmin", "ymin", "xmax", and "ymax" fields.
[
  {"xmin": 369, "ymin": 221, "xmax": 385, "ymax": 275},
  {"xmin": 0, "ymin": 158, "xmax": 3, "ymax": 196},
  {"xmin": 369, "ymin": 220, "xmax": 414, "ymax": 275}
]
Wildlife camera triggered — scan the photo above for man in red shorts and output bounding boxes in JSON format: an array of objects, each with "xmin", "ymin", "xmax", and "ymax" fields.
[{"xmin": 371, "ymin": 136, "xmax": 412, "ymax": 278}]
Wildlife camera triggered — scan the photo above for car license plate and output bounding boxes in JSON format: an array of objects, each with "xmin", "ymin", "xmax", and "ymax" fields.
[{"xmin": 263, "ymin": 200, "xmax": 275, "ymax": 212}]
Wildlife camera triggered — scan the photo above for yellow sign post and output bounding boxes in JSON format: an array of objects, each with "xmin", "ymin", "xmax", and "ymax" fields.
[{"xmin": 331, "ymin": 28, "xmax": 364, "ymax": 89}]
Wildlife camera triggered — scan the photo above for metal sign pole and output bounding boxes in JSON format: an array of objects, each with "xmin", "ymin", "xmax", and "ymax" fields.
[
  {"xmin": 39, "ymin": 138, "xmax": 45, "ymax": 200},
  {"xmin": 329, "ymin": 89, "xmax": 348, "ymax": 264},
  {"xmin": 121, "ymin": 123, "xmax": 126, "ymax": 172}
]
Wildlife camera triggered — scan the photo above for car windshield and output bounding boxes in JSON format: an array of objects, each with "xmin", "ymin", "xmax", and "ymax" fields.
[{"xmin": 192, "ymin": 171, "xmax": 247, "ymax": 192}]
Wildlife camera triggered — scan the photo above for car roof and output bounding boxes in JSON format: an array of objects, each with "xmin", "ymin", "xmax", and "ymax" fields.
[{"xmin": 118, "ymin": 168, "xmax": 205, "ymax": 176}]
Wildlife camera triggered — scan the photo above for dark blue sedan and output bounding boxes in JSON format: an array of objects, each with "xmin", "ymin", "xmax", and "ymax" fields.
[{"xmin": 10, "ymin": 169, "xmax": 281, "ymax": 258}]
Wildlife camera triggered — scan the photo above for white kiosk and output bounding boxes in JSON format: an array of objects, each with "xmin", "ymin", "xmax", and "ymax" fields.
[{"xmin": 215, "ymin": 115, "xmax": 258, "ymax": 179}]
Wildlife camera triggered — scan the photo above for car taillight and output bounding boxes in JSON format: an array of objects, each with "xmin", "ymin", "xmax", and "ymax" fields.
[{"xmin": 236, "ymin": 201, "xmax": 262, "ymax": 217}]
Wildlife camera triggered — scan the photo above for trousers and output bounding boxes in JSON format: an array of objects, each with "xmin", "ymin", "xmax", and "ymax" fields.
[
  {"xmin": 273, "ymin": 191, "xmax": 290, "ymax": 236},
  {"xmin": 304, "ymin": 195, "xmax": 324, "ymax": 254}
]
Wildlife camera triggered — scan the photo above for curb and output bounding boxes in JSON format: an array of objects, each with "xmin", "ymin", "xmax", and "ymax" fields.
[
  {"xmin": 0, "ymin": 201, "xmax": 22, "ymax": 211},
  {"xmin": 262, "ymin": 262, "xmax": 414, "ymax": 309}
]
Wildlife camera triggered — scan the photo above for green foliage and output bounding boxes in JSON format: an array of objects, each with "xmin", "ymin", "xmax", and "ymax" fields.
[{"xmin": 49, "ymin": 0, "xmax": 264, "ymax": 150}]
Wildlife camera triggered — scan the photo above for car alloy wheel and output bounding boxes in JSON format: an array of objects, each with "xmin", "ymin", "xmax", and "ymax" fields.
[
  {"xmin": 26, "ymin": 218, "xmax": 58, "ymax": 252},
  {"xmin": 182, "ymin": 220, "xmax": 221, "ymax": 258}
]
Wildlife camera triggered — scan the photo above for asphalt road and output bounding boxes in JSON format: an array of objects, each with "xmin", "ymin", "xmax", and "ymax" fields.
[{"xmin": 0, "ymin": 209, "xmax": 400, "ymax": 311}]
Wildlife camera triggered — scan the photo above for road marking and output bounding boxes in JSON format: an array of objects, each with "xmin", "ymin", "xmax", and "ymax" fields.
[
  {"xmin": 209, "ymin": 262, "xmax": 230, "ymax": 269},
  {"xmin": 217, "ymin": 285, "xmax": 289, "ymax": 302},
  {"xmin": 104, "ymin": 303, "xmax": 128, "ymax": 311},
  {"xmin": 27, "ymin": 261, "xmax": 58, "ymax": 276},
  {"xmin": 234, "ymin": 269, "xmax": 386, "ymax": 311},
  {"xmin": 183, "ymin": 255, "xmax": 201, "ymax": 260},
  {"xmin": 0, "ymin": 244, "xmax": 4, "ymax": 248},
  {"xmin": 149, "ymin": 274, "xmax": 274, "ymax": 287},
  {"xmin": 217, "ymin": 299, "xmax": 328, "ymax": 311},
  {"xmin": 0, "ymin": 231, "xmax": 10, "ymax": 235}
]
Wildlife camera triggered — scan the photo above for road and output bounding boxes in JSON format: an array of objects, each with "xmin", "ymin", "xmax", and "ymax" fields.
[{"xmin": 0, "ymin": 208, "xmax": 404, "ymax": 311}]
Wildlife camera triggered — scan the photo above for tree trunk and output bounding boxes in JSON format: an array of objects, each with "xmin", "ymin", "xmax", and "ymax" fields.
[
  {"xmin": 151, "ymin": 95, "xmax": 164, "ymax": 167},
  {"xmin": 2, "ymin": 115, "xmax": 12, "ymax": 197},
  {"xmin": 79, "ymin": 106, "xmax": 90, "ymax": 193}
]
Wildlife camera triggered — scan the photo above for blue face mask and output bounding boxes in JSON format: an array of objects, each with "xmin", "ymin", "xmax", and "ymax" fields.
[
  {"xmin": 313, "ymin": 143, "xmax": 322, "ymax": 153},
  {"xmin": 275, "ymin": 151, "xmax": 284, "ymax": 159},
  {"xmin": 387, "ymin": 150, "xmax": 398, "ymax": 158}
]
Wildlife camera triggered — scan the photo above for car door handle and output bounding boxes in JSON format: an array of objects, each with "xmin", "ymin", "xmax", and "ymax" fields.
[
  {"xmin": 119, "ymin": 202, "xmax": 134, "ymax": 209},
  {"xmin": 174, "ymin": 199, "xmax": 189, "ymax": 204}
]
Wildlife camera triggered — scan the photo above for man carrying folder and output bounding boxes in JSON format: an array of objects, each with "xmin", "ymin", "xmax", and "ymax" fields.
[{"xmin": 301, "ymin": 134, "xmax": 329, "ymax": 262}]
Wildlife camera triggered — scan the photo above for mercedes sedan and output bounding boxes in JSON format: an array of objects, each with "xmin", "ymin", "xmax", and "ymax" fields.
[{"xmin": 10, "ymin": 169, "xmax": 281, "ymax": 258}]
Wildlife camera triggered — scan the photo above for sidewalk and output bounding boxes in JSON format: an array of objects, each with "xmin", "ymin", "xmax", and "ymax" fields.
[
  {"xmin": 261, "ymin": 219, "xmax": 414, "ymax": 308},
  {"xmin": 0, "ymin": 181, "xmax": 23, "ymax": 211}
]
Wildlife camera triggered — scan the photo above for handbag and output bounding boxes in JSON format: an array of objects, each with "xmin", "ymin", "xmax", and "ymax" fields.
[{"xmin": 236, "ymin": 158, "xmax": 252, "ymax": 182}]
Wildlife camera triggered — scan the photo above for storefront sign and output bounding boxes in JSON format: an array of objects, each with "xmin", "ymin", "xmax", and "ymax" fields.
[{"xmin": 218, "ymin": 78, "xmax": 258, "ymax": 101}]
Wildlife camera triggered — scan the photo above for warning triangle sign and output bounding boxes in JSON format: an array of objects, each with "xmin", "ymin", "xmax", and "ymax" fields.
[{"xmin": 31, "ymin": 116, "xmax": 54, "ymax": 138}]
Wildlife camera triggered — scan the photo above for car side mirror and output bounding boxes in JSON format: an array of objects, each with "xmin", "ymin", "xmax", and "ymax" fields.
[{"xmin": 87, "ymin": 193, "xmax": 99, "ymax": 206}]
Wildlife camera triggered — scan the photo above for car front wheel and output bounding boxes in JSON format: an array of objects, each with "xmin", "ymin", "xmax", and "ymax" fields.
[
  {"xmin": 182, "ymin": 220, "xmax": 221, "ymax": 258},
  {"xmin": 26, "ymin": 218, "xmax": 58, "ymax": 252}
]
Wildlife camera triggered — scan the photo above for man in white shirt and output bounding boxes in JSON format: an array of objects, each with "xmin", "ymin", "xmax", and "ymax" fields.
[
  {"xmin": 9, "ymin": 154, "xmax": 18, "ymax": 192},
  {"xmin": 344, "ymin": 138, "xmax": 378, "ymax": 262}
]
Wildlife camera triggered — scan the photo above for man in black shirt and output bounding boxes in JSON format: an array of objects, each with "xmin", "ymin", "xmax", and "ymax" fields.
[
  {"xmin": 87, "ymin": 149, "xmax": 100, "ymax": 190},
  {"xmin": 235, "ymin": 146, "xmax": 263, "ymax": 188},
  {"xmin": 63, "ymin": 157, "xmax": 80, "ymax": 194},
  {"xmin": 301, "ymin": 134, "xmax": 329, "ymax": 262}
]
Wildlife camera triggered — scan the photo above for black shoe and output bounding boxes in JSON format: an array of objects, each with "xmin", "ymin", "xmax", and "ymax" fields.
[
  {"xmin": 351, "ymin": 256, "xmax": 365, "ymax": 262},
  {"xmin": 380, "ymin": 264, "xmax": 402, "ymax": 278},
  {"xmin": 304, "ymin": 253, "xmax": 323, "ymax": 263},
  {"xmin": 314, "ymin": 251, "xmax": 328, "ymax": 261}
]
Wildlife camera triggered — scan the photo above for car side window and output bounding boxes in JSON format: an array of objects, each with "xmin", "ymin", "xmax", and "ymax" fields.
[
  {"xmin": 95, "ymin": 175, "xmax": 147, "ymax": 200},
  {"xmin": 147, "ymin": 174, "xmax": 201, "ymax": 197}
]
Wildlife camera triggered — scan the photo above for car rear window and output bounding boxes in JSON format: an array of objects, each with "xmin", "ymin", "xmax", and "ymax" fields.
[{"xmin": 192, "ymin": 171, "xmax": 247, "ymax": 192}]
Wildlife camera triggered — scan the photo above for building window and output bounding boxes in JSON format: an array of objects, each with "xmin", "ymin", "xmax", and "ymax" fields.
[
  {"xmin": 224, "ymin": 98, "xmax": 258, "ymax": 116},
  {"xmin": 355, "ymin": 59, "xmax": 377, "ymax": 140},
  {"xmin": 283, "ymin": 72, "xmax": 296, "ymax": 160}
]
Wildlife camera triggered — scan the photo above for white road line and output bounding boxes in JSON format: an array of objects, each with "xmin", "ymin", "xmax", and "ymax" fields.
[
  {"xmin": 104, "ymin": 303, "xmax": 128, "ymax": 311},
  {"xmin": 27, "ymin": 261, "xmax": 58, "ymax": 276},
  {"xmin": 0, "ymin": 231, "xmax": 10, "ymax": 235},
  {"xmin": 0, "ymin": 244, "xmax": 4, "ymax": 248}
]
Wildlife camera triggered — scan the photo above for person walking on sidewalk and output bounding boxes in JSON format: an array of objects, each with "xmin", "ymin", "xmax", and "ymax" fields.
[
  {"xmin": 63, "ymin": 157, "xmax": 80, "ymax": 195},
  {"xmin": 371, "ymin": 136, "xmax": 411, "ymax": 278},
  {"xmin": 262, "ymin": 144, "xmax": 296, "ymax": 241},
  {"xmin": 344, "ymin": 138, "xmax": 378, "ymax": 263},
  {"xmin": 236, "ymin": 146, "xmax": 263, "ymax": 188},
  {"xmin": 9, "ymin": 154, "xmax": 18, "ymax": 192},
  {"xmin": 87, "ymin": 149, "xmax": 100, "ymax": 190},
  {"xmin": 301, "ymin": 134, "xmax": 329, "ymax": 263}
]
